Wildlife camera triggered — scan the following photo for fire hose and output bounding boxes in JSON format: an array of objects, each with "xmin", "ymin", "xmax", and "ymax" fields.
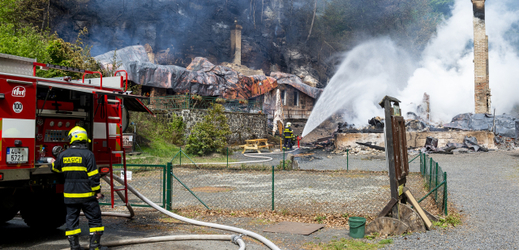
[
  {"xmin": 66, "ymin": 174, "xmax": 280, "ymax": 250},
  {"xmin": 178, "ymin": 148, "xmax": 300, "ymax": 166}
]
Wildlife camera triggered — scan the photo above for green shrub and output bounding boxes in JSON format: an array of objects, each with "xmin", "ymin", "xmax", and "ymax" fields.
[
  {"xmin": 167, "ymin": 113, "xmax": 185, "ymax": 145},
  {"xmin": 186, "ymin": 104, "xmax": 231, "ymax": 156},
  {"xmin": 130, "ymin": 111, "xmax": 185, "ymax": 148}
]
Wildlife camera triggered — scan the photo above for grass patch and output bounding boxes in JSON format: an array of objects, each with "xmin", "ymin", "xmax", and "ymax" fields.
[
  {"xmin": 314, "ymin": 215, "xmax": 327, "ymax": 224},
  {"xmin": 127, "ymin": 148, "xmax": 238, "ymax": 166},
  {"xmin": 304, "ymin": 238, "xmax": 393, "ymax": 250},
  {"xmin": 433, "ymin": 214, "xmax": 462, "ymax": 228}
]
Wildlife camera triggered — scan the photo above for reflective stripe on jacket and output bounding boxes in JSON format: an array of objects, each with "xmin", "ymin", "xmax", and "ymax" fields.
[
  {"xmin": 283, "ymin": 128, "xmax": 294, "ymax": 139},
  {"xmin": 51, "ymin": 143, "xmax": 100, "ymax": 204}
]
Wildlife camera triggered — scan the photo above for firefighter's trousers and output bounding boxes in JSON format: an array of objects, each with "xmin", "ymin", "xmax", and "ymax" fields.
[
  {"xmin": 283, "ymin": 138, "xmax": 293, "ymax": 150},
  {"xmin": 65, "ymin": 200, "xmax": 104, "ymax": 236}
]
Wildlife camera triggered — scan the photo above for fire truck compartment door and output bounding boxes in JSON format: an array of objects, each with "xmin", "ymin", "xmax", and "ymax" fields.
[
  {"xmin": 123, "ymin": 98, "xmax": 154, "ymax": 116},
  {"xmin": 37, "ymin": 81, "xmax": 154, "ymax": 116}
]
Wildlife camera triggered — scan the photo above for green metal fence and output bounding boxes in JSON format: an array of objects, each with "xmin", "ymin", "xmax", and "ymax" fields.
[
  {"xmin": 101, "ymin": 150, "xmax": 445, "ymax": 218},
  {"xmin": 100, "ymin": 164, "xmax": 169, "ymax": 208},
  {"xmin": 167, "ymin": 148, "xmax": 390, "ymax": 216},
  {"xmin": 419, "ymin": 152, "xmax": 448, "ymax": 215}
]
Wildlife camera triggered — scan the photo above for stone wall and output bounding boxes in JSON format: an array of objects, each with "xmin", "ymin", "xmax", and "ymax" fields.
[{"xmin": 160, "ymin": 109, "xmax": 268, "ymax": 144}]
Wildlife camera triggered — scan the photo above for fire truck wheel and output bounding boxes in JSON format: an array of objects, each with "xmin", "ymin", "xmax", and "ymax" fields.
[
  {"xmin": 0, "ymin": 196, "xmax": 19, "ymax": 223},
  {"xmin": 20, "ymin": 191, "xmax": 66, "ymax": 229}
]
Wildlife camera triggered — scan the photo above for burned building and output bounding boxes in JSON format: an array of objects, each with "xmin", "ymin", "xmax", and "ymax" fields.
[
  {"xmin": 95, "ymin": 45, "xmax": 321, "ymax": 117},
  {"xmin": 263, "ymin": 72, "xmax": 322, "ymax": 120}
]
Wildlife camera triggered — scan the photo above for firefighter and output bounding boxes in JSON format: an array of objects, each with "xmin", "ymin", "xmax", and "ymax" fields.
[
  {"xmin": 283, "ymin": 122, "xmax": 295, "ymax": 150},
  {"xmin": 50, "ymin": 126, "xmax": 106, "ymax": 250}
]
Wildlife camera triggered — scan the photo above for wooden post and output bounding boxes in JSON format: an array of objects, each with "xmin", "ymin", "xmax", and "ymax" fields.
[{"xmin": 379, "ymin": 96, "xmax": 401, "ymax": 218}]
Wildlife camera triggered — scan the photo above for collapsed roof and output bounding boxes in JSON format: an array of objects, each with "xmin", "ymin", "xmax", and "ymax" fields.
[
  {"xmin": 95, "ymin": 45, "xmax": 322, "ymax": 100},
  {"xmin": 444, "ymin": 113, "xmax": 517, "ymax": 138}
]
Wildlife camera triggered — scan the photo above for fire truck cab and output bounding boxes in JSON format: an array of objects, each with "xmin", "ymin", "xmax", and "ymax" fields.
[{"xmin": 0, "ymin": 53, "xmax": 152, "ymax": 228}]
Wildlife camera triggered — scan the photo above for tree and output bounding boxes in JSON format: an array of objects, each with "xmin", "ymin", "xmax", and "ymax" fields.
[
  {"xmin": 0, "ymin": 0, "xmax": 99, "ymax": 78},
  {"xmin": 186, "ymin": 104, "xmax": 231, "ymax": 156}
]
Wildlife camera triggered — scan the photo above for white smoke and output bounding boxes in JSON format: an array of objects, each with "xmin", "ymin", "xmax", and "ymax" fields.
[{"xmin": 303, "ymin": 0, "xmax": 519, "ymax": 137}]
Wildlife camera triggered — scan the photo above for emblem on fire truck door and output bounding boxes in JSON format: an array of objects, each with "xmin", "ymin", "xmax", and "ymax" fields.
[
  {"xmin": 13, "ymin": 101, "xmax": 23, "ymax": 113},
  {"xmin": 11, "ymin": 86, "xmax": 26, "ymax": 97}
]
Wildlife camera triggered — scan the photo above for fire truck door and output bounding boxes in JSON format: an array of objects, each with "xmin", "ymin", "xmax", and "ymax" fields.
[
  {"xmin": 0, "ymin": 77, "xmax": 36, "ymax": 170},
  {"xmin": 92, "ymin": 94, "xmax": 122, "ymax": 166}
]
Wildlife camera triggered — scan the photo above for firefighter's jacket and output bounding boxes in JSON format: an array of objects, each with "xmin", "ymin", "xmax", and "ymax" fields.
[
  {"xmin": 283, "ymin": 127, "xmax": 294, "ymax": 139},
  {"xmin": 51, "ymin": 143, "xmax": 101, "ymax": 204}
]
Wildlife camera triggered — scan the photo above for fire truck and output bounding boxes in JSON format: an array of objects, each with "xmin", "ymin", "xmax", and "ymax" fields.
[{"xmin": 0, "ymin": 53, "xmax": 153, "ymax": 228}]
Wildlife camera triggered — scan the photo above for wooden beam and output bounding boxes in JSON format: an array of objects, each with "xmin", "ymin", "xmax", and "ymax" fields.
[
  {"xmin": 377, "ymin": 198, "xmax": 398, "ymax": 218},
  {"xmin": 403, "ymin": 189, "xmax": 432, "ymax": 230}
]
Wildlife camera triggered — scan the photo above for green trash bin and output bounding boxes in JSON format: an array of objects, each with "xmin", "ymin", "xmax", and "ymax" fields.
[{"xmin": 349, "ymin": 217, "xmax": 366, "ymax": 238}]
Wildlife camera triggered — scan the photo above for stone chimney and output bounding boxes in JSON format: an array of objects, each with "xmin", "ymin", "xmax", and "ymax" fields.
[
  {"xmin": 230, "ymin": 20, "xmax": 243, "ymax": 65},
  {"xmin": 471, "ymin": 0, "xmax": 491, "ymax": 114}
]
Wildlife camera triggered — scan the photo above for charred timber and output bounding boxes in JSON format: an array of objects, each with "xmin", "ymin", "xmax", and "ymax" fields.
[{"xmin": 356, "ymin": 142, "xmax": 385, "ymax": 151}]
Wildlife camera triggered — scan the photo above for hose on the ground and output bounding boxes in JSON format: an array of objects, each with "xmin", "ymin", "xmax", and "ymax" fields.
[
  {"xmin": 179, "ymin": 147, "xmax": 299, "ymax": 165},
  {"xmin": 67, "ymin": 234, "xmax": 245, "ymax": 250},
  {"xmin": 110, "ymin": 174, "xmax": 280, "ymax": 250},
  {"xmin": 101, "ymin": 235, "xmax": 246, "ymax": 249}
]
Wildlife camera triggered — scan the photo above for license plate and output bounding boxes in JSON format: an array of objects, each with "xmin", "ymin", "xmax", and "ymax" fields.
[{"xmin": 6, "ymin": 147, "xmax": 29, "ymax": 164}]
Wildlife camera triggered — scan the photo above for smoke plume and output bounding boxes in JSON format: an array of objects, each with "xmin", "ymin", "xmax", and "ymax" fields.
[{"xmin": 303, "ymin": 0, "xmax": 519, "ymax": 137}]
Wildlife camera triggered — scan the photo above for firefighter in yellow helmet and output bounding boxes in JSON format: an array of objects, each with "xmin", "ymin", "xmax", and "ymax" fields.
[
  {"xmin": 51, "ymin": 126, "xmax": 106, "ymax": 250},
  {"xmin": 283, "ymin": 122, "xmax": 295, "ymax": 150}
]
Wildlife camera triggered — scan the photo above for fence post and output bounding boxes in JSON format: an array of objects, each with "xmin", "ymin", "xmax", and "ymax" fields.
[
  {"xmin": 272, "ymin": 165, "xmax": 275, "ymax": 211},
  {"xmin": 347, "ymin": 149, "xmax": 349, "ymax": 171},
  {"xmin": 227, "ymin": 147, "xmax": 229, "ymax": 168},
  {"xmin": 283, "ymin": 148, "xmax": 285, "ymax": 170},
  {"xmin": 429, "ymin": 158, "xmax": 433, "ymax": 188},
  {"xmin": 166, "ymin": 162, "xmax": 172, "ymax": 210},
  {"xmin": 179, "ymin": 148, "xmax": 182, "ymax": 167},
  {"xmin": 435, "ymin": 162, "xmax": 439, "ymax": 201},
  {"xmin": 421, "ymin": 152, "xmax": 424, "ymax": 175},
  {"xmin": 162, "ymin": 163, "xmax": 167, "ymax": 208},
  {"xmin": 444, "ymin": 172, "xmax": 448, "ymax": 216}
]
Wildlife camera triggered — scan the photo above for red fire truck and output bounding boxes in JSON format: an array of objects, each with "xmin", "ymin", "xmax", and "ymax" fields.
[{"xmin": 0, "ymin": 53, "xmax": 153, "ymax": 228}]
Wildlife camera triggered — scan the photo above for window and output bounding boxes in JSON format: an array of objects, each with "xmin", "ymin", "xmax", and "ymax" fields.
[
  {"xmin": 294, "ymin": 91, "xmax": 300, "ymax": 107},
  {"xmin": 281, "ymin": 90, "xmax": 286, "ymax": 105}
]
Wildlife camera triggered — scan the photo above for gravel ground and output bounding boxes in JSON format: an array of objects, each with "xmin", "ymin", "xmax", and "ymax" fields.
[{"xmin": 385, "ymin": 150, "xmax": 519, "ymax": 249}]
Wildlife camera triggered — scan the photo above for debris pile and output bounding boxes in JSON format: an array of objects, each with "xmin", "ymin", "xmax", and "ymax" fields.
[
  {"xmin": 312, "ymin": 137, "xmax": 334, "ymax": 151},
  {"xmin": 422, "ymin": 136, "xmax": 489, "ymax": 154}
]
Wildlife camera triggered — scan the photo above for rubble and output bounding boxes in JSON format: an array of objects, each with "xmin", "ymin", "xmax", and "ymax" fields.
[
  {"xmin": 368, "ymin": 117, "xmax": 384, "ymax": 129},
  {"xmin": 422, "ymin": 135, "xmax": 489, "ymax": 154}
]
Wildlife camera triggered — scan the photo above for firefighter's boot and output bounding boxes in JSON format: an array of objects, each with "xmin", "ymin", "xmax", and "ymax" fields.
[
  {"xmin": 89, "ymin": 232, "xmax": 108, "ymax": 250},
  {"xmin": 67, "ymin": 235, "xmax": 81, "ymax": 250}
]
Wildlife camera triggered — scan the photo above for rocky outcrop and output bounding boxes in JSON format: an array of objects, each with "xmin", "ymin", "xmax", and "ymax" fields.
[{"xmin": 50, "ymin": 0, "xmax": 325, "ymax": 87}]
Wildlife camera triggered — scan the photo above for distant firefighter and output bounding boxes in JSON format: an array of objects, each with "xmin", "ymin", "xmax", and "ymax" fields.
[{"xmin": 283, "ymin": 122, "xmax": 295, "ymax": 150}]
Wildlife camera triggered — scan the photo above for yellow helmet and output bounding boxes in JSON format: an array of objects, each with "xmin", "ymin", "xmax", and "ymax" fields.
[{"xmin": 68, "ymin": 126, "xmax": 91, "ymax": 143}]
